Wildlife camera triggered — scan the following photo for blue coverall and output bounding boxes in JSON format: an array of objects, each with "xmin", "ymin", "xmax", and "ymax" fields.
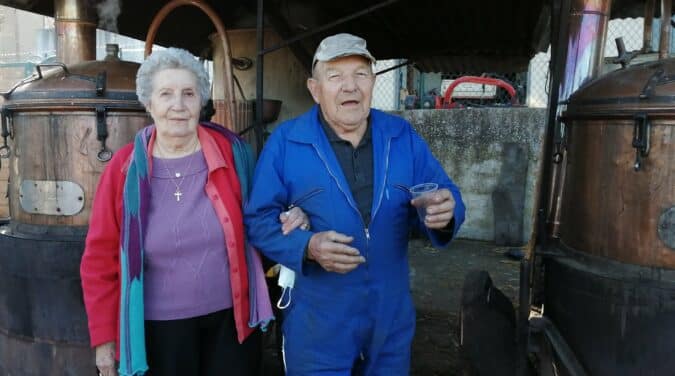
[{"xmin": 244, "ymin": 105, "xmax": 465, "ymax": 375}]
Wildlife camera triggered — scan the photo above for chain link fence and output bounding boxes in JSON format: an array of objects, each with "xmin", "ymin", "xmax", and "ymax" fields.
[
  {"xmin": 372, "ymin": 59, "xmax": 405, "ymax": 111},
  {"xmin": 373, "ymin": 17, "xmax": 648, "ymax": 110}
]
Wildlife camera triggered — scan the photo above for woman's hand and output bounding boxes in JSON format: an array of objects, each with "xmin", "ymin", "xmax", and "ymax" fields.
[
  {"xmin": 95, "ymin": 341, "xmax": 117, "ymax": 376},
  {"xmin": 279, "ymin": 206, "xmax": 311, "ymax": 235}
]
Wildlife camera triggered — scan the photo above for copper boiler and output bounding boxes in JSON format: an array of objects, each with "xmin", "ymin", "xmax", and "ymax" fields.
[
  {"xmin": 560, "ymin": 59, "xmax": 674, "ymax": 266},
  {"xmin": 1, "ymin": 46, "xmax": 148, "ymax": 229},
  {"xmin": 0, "ymin": 45, "xmax": 148, "ymax": 375},
  {"xmin": 541, "ymin": 57, "xmax": 675, "ymax": 375}
]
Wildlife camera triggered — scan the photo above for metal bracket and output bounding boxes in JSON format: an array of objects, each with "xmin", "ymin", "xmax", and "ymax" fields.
[
  {"xmin": 95, "ymin": 106, "xmax": 112, "ymax": 162},
  {"xmin": 95, "ymin": 71, "xmax": 107, "ymax": 97},
  {"xmin": 640, "ymin": 68, "xmax": 675, "ymax": 99},
  {"xmin": 632, "ymin": 113, "xmax": 651, "ymax": 171},
  {"xmin": 0, "ymin": 109, "xmax": 11, "ymax": 166}
]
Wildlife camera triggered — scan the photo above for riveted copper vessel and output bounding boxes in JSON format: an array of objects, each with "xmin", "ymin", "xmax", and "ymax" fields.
[
  {"xmin": 1, "ymin": 47, "xmax": 148, "ymax": 229},
  {"xmin": 560, "ymin": 58, "xmax": 675, "ymax": 266},
  {"xmin": 541, "ymin": 57, "xmax": 675, "ymax": 375}
]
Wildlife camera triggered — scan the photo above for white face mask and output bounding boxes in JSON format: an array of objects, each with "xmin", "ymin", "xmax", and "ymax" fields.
[{"xmin": 277, "ymin": 265, "xmax": 295, "ymax": 309}]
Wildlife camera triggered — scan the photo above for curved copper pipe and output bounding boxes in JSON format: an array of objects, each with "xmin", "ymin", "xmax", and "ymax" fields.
[{"xmin": 144, "ymin": 0, "xmax": 235, "ymax": 130}]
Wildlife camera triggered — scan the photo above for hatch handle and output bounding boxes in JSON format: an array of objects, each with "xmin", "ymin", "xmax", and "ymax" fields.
[
  {"xmin": 0, "ymin": 64, "xmax": 68, "ymax": 98},
  {"xmin": 35, "ymin": 63, "xmax": 69, "ymax": 79},
  {"xmin": 632, "ymin": 113, "xmax": 651, "ymax": 171},
  {"xmin": 95, "ymin": 106, "xmax": 113, "ymax": 162},
  {"xmin": 611, "ymin": 37, "xmax": 638, "ymax": 69}
]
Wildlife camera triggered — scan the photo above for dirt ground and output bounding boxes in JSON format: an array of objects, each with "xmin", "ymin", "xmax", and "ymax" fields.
[{"xmin": 408, "ymin": 238, "xmax": 521, "ymax": 375}]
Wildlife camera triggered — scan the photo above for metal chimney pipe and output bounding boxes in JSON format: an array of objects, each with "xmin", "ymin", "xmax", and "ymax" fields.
[
  {"xmin": 659, "ymin": 0, "xmax": 672, "ymax": 59},
  {"xmin": 644, "ymin": 0, "xmax": 656, "ymax": 53},
  {"xmin": 54, "ymin": 0, "xmax": 96, "ymax": 65},
  {"xmin": 548, "ymin": 0, "xmax": 612, "ymax": 238},
  {"xmin": 558, "ymin": 0, "xmax": 613, "ymax": 101}
]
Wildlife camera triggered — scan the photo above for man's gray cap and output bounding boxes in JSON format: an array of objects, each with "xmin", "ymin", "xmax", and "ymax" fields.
[{"xmin": 312, "ymin": 33, "xmax": 376, "ymax": 68}]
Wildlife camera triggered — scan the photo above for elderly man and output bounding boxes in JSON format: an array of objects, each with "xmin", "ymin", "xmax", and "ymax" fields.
[{"xmin": 245, "ymin": 33, "xmax": 465, "ymax": 375}]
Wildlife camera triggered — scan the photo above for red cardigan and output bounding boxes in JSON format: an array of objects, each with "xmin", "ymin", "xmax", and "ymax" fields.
[{"xmin": 80, "ymin": 126, "xmax": 254, "ymax": 350}]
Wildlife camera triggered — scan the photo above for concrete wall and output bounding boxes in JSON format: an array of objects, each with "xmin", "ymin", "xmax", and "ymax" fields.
[{"xmin": 397, "ymin": 108, "xmax": 547, "ymax": 244}]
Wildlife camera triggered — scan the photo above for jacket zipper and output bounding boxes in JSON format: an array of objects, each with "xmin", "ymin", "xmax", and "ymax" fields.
[
  {"xmin": 371, "ymin": 138, "xmax": 392, "ymax": 221},
  {"xmin": 287, "ymin": 188, "xmax": 324, "ymax": 209},
  {"xmin": 312, "ymin": 145, "xmax": 369, "ymax": 259}
]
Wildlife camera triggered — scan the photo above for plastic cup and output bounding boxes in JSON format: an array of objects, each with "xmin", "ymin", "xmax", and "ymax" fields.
[{"xmin": 409, "ymin": 182, "xmax": 438, "ymax": 222}]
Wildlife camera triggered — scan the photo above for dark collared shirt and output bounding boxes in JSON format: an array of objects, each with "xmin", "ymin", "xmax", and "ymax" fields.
[{"xmin": 318, "ymin": 109, "xmax": 374, "ymax": 226}]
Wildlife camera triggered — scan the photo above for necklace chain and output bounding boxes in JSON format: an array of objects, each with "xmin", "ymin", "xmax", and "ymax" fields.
[{"xmin": 155, "ymin": 138, "xmax": 199, "ymax": 202}]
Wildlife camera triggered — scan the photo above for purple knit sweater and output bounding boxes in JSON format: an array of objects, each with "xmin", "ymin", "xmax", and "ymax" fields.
[{"xmin": 143, "ymin": 150, "xmax": 232, "ymax": 320}]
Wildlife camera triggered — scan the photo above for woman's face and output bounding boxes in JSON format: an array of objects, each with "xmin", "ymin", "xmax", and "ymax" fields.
[{"xmin": 146, "ymin": 68, "xmax": 202, "ymax": 141}]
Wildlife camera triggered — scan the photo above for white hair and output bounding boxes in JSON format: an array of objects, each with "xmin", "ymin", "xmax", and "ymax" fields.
[{"xmin": 135, "ymin": 47, "xmax": 211, "ymax": 108}]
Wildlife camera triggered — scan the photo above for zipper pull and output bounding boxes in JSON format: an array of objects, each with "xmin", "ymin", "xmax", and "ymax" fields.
[{"xmin": 365, "ymin": 228, "xmax": 370, "ymax": 240}]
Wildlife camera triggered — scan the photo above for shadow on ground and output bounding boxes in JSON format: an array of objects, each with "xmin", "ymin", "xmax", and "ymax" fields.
[{"xmin": 409, "ymin": 238, "xmax": 521, "ymax": 376}]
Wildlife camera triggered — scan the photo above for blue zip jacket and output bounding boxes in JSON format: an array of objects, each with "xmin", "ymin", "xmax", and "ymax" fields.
[{"xmin": 244, "ymin": 105, "xmax": 465, "ymax": 372}]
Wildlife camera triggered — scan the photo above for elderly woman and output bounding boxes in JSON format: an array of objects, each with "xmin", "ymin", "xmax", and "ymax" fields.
[{"xmin": 80, "ymin": 47, "xmax": 307, "ymax": 376}]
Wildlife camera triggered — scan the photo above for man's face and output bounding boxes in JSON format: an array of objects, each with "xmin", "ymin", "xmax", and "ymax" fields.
[{"xmin": 307, "ymin": 55, "xmax": 375, "ymax": 137}]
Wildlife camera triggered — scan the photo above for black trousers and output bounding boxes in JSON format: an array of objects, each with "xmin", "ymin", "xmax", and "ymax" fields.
[{"xmin": 144, "ymin": 308, "xmax": 261, "ymax": 376}]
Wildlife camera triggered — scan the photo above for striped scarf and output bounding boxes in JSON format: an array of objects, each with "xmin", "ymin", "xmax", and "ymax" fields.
[{"xmin": 118, "ymin": 123, "xmax": 270, "ymax": 376}]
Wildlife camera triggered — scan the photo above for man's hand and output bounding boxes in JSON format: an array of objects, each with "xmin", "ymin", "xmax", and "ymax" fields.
[
  {"xmin": 95, "ymin": 341, "xmax": 117, "ymax": 376},
  {"xmin": 411, "ymin": 188, "xmax": 456, "ymax": 229},
  {"xmin": 279, "ymin": 206, "xmax": 311, "ymax": 235},
  {"xmin": 307, "ymin": 231, "xmax": 365, "ymax": 273}
]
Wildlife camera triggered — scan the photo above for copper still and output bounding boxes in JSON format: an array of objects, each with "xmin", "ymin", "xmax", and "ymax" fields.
[
  {"xmin": 559, "ymin": 61, "xmax": 675, "ymax": 267},
  {"xmin": 542, "ymin": 32, "xmax": 675, "ymax": 376},
  {"xmin": 0, "ymin": 44, "xmax": 148, "ymax": 374},
  {"xmin": 2, "ymin": 46, "xmax": 148, "ymax": 229}
]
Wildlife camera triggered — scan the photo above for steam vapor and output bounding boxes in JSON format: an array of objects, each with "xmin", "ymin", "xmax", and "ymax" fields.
[{"xmin": 97, "ymin": 0, "xmax": 120, "ymax": 33}]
